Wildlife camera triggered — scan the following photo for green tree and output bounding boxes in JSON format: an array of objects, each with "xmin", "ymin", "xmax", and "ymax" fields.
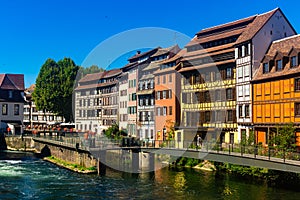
[
  {"xmin": 32, "ymin": 58, "xmax": 59, "ymax": 114},
  {"xmin": 33, "ymin": 58, "xmax": 79, "ymax": 122},
  {"xmin": 104, "ymin": 124, "xmax": 127, "ymax": 139},
  {"xmin": 269, "ymin": 123, "xmax": 296, "ymax": 150},
  {"xmin": 77, "ymin": 65, "xmax": 105, "ymax": 79}
]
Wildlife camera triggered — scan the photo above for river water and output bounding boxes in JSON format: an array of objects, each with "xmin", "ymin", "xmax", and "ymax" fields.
[{"xmin": 0, "ymin": 151, "xmax": 299, "ymax": 200}]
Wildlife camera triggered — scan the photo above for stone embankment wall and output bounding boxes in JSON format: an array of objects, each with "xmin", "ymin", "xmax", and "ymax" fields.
[{"xmin": 5, "ymin": 136, "xmax": 97, "ymax": 168}]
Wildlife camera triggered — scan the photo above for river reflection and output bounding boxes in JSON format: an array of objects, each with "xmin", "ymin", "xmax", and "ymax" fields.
[{"xmin": 0, "ymin": 151, "xmax": 299, "ymax": 200}]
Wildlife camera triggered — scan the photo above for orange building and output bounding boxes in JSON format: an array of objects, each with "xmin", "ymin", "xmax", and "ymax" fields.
[
  {"xmin": 154, "ymin": 49, "xmax": 184, "ymax": 141},
  {"xmin": 252, "ymin": 35, "xmax": 300, "ymax": 147}
]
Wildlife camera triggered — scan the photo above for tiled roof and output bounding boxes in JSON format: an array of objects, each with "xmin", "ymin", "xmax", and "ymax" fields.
[
  {"xmin": 253, "ymin": 35, "xmax": 300, "ymax": 81},
  {"xmin": 153, "ymin": 63, "xmax": 181, "ymax": 75},
  {"xmin": 128, "ymin": 47, "xmax": 160, "ymax": 61},
  {"xmin": 236, "ymin": 8, "xmax": 279, "ymax": 44},
  {"xmin": 79, "ymin": 72, "xmax": 104, "ymax": 83},
  {"xmin": 150, "ymin": 45, "xmax": 179, "ymax": 58},
  {"xmin": 187, "ymin": 28, "xmax": 244, "ymax": 46},
  {"xmin": 161, "ymin": 48, "xmax": 186, "ymax": 64},
  {"xmin": 25, "ymin": 84, "xmax": 36, "ymax": 93},
  {"xmin": 140, "ymin": 74, "xmax": 154, "ymax": 80},
  {"xmin": 75, "ymin": 83, "xmax": 98, "ymax": 91},
  {"xmin": 0, "ymin": 74, "xmax": 24, "ymax": 90},
  {"xmin": 182, "ymin": 48, "xmax": 233, "ymax": 62},
  {"xmin": 178, "ymin": 59, "xmax": 235, "ymax": 73},
  {"xmin": 142, "ymin": 60, "xmax": 162, "ymax": 71},
  {"xmin": 79, "ymin": 69, "xmax": 121, "ymax": 84},
  {"xmin": 101, "ymin": 69, "xmax": 122, "ymax": 79},
  {"xmin": 196, "ymin": 15, "xmax": 256, "ymax": 36}
]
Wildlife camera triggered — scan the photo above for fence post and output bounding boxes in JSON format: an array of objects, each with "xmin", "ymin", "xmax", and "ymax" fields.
[
  {"xmin": 268, "ymin": 148, "xmax": 271, "ymax": 160},
  {"xmin": 229, "ymin": 144, "xmax": 231, "ymax": 155},
  {"xmin": 283, "ymin": 149, "xmax": 286, "ymax": 163}
]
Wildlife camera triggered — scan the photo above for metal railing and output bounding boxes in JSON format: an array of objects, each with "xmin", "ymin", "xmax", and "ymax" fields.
[{"xmin": 9, "ymin": 133, "xmax": 300, "ymax": 164}]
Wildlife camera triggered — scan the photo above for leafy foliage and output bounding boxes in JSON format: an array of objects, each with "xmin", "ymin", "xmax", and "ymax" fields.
[
  {"xmin": 33, "ymin": 58, "xmax": 79, "ymax": 122},
  {"xmin": 77, "ymin": 65, "xmax": 105, "ymax": 79},
  {"xmin": 104, "ymin": 124, "xmax": 127, "ymax": 139},
  {"xmin": 269, "ymin": 123, "xmax": 296, "ymax": 150}
]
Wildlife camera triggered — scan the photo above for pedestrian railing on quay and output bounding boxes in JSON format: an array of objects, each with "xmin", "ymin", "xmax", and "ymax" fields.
[{"xmin": 8, "ymin": 133, "xmax": 300, "ymax": 164}]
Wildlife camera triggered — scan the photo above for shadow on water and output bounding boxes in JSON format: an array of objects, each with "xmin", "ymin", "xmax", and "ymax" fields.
[{"xmin": 0, "ymin": 150, "xmax": 38, "ymax": 161}]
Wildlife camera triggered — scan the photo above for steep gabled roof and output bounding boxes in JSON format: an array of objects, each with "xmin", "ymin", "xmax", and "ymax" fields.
[
  {"xmin": 0, "ymin": 74, "xmax": 24, "ymax": 90},
  {"xmin": 236, "ymin": 8, "xmax": 279, "ymax": 44}
]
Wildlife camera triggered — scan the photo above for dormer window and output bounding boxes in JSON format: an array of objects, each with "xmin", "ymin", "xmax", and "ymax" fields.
[
  {"xmin": 263, "ymin": 63, "xmax": 269, "ymax": 73},
  {"xmin": 291, "ymin": 56, "xmax": 298, "ymax": 68},
  {"xmin": 9, "ymin": 90, "xmax": 13, "ymax": 98},
  {"xmin": 276, "ymin": 60, "xmax": 283, "ymax": 71}
]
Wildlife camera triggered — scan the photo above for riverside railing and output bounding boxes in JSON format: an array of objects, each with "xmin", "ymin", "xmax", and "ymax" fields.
[{"xmin": 12, "ymin": 133, "xmax": 300, "ymax": 164}]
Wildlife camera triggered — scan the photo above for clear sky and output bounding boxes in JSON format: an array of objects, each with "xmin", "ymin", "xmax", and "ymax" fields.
[{"xmin": 1, "ymin": 0, "xmax": 300, "ymax": 87}]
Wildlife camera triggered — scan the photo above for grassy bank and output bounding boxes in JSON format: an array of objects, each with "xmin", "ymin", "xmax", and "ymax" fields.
[{"xmin": 44, "ymin": 156, "xmax": 97, "ymax": 174}]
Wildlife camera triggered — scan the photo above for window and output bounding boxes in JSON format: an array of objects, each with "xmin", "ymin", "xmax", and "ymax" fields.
[
  {"xmin": 169, "ymin": 90, "xmax": 172, "ymax": 99},
  {"xmin": 291, "ymin": 56, "xmax": 298, "ymax": 68},
  {"xmin": 276, "ymin": 60, "xmax": 283, "ymax": 71},
  {"xmin": 132, "ymin": 93, "xmax": 136, "ymax": 101},
  {"xmin": 157, "ymin": 107, "xmax": 161, "ymax": 116},
  {"xmin": 226, "ymin": 88, "xmax": 233, "ymax": 100},
  {"xmin": 238, "ymin": 67, "xmax": 243, "ymax": 78},
  {"xmin": 263, "ymin": 63, "xmax": 269, "ymax": 73},
  {"xmin": 163, "ymin": 107, "xmax": 167, "ymax": 116},
  {"xmin": 244, "ymin": 85, "xmax": 250, "ymax": 96},
  {"xmin": 244, "ymin": 65, "xmax": 250, "ymax": 77},
  {"xmin": 169, "ymin": 106, "xmax": 172, "ymax": 115},
  {"xmin": 150, "ymin": 80, "xmax": 154, "ymax": 89},
  {"xmin": 239, "ymin": 106, "xmax": 243, "ymax": 118},
  {"xmin": 163, "ymin": 91, "xmax": 166, "ymax": 99},
  {"xmin": 295, "ymin": 78, "xmax": 300, "ymax": 91},
  {"xmin": 169, "ymin": 74, "xmax": 172, "ymax": 83},
  {"xmin": 295, "ymin": 103, "xmax": 300, "ymax": 117},
  {"xmin": 163, "ymin": 75, "xmax": 166, "ymax": 84},
  {"xmin": 227, "ymin": 110, "xmax": 233, "ymax": 122},
  {"xmin": 215, "ymin": 90, "xmax": 221, "ymax": 101},
  {"xmin": 9, "ymin": 91, "xmax": 13, "ymax": 98},
  {"xmin": 2, "ymin": 104, "xmax": 7, "ymax": 115},
  {"xmin": 245, "ymin": 105, "xmax": 250, "ymax": 118},
  {"xmin": 215, "ymin": 110, "xmax": 221, "ymax": 122},
  {"xmin": 14, "ymin": 104, "xmax": 19, "ymax": 115},
  {"xmin": 238, "ymin": 86, "xmax": 243, "ymax": 97},
  {"xmin": 157, "ymin": 91, "xmax": 161, "ymax": 100},
  {"xmin": 205, "ymin": 111, "xmax": 210, "ymax": 122},
  {"xmin": 226, "ymin": 67, "xmax": 232, "ymax": 79},
  {"xmin": 204, "ymin": 91, "xmax": 210, "ymax": 102}
]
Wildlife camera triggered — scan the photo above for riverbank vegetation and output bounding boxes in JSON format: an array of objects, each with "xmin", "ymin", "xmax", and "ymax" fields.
[
  {"xmin": 45, "ymin": 156, "xmax": 97, "ymax": 174},
  {"xmin": 173, "ymin": 157, "xmax": 300, "ymax": 189}
]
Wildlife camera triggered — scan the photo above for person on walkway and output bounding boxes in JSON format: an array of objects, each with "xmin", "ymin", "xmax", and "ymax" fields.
[{"xmin": 197, "ymin": 135, "xmax": 202, "ymax": 147}]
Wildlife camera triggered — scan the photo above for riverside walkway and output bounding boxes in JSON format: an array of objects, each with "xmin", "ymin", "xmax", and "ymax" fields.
[{"xmin": 26, "ymin": 133, "xmax": 300, "ymax": 173}]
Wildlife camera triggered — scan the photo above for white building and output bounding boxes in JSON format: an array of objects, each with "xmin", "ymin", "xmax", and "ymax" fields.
[
  {"xmin": 0, "ymin": 74, "xmax": 25, "ymax": 135},
  {"xmin": 23, "ymin": 84, "xmax": 64, "ymax": 129},
  {"xmin": 235, "ymin": 8, "xmax": 296, "ymax": 142}
]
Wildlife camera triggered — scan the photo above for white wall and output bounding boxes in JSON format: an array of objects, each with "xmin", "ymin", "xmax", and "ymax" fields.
[{"xmin": 252, "ymin": 10, "xmax": 296, "ymax": 74}]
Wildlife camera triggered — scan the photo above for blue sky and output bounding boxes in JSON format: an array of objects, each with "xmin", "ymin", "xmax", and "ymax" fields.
[{"xmin": 1, "ymin": 0, "xmax": 300, "ymax": 87}]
